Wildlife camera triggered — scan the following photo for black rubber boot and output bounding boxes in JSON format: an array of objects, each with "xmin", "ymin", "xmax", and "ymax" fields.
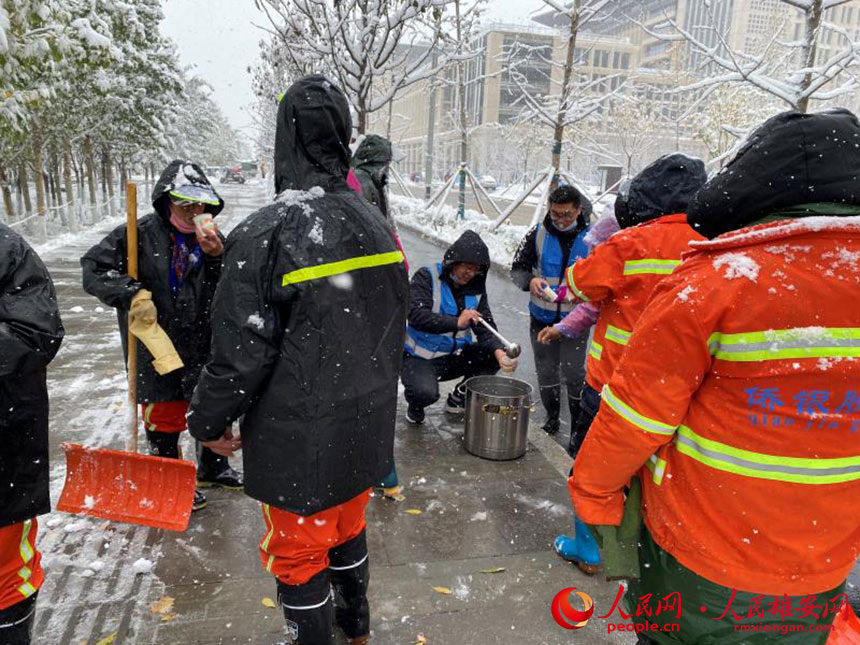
[
  {"xmin": 145, "ymin": 430, "xmax": 180, "ymax": 459},
  {"xmin": 277, "ymin": 571, "xmax": 333, "ymax": 645},
  {"xmin": 0, "ymin": 593, "xmax": 37, "ymax": 645},
  {"xmin": 196, "ymin": 442, "xmax": 244, "ymax": 490},
  {"xmin": 330, "ymin": 531, "xmax": 370, "ymax": 640}
]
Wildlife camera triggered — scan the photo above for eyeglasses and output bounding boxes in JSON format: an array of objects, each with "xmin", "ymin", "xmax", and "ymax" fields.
[{"xmin": 549, "ymin": 209, "xmax": 578, "ymax": 221}]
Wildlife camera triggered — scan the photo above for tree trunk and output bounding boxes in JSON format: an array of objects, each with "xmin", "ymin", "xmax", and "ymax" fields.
[
  {"xmin": 19, "ymin": 163, "xmax": 32, "ymax": 214},
  {"xmin": 31, "ymin": 119, "xmax": 47, "ymax": 217},
  {"xmin": 63, "ymin": 139, "xmax": 77, "ymax": 230},
  {"xmin": 100, "ymin": 150, "xmax": 108, "ymax": 200},
  {"xmin": 455, "ymin": 0, "xmax": 467, "ymax": 219},
  {"xmin": 50, "ymin": 143, "xmax": 62, "ymax": 206},
  {"xmin": 357, "ymin": 108, "xmax": 367, "ymax": 136},
  {"xmin": 104, "ymin": 148, "xmax": 115, "ymax": 199},
  {"xmin": 796, "ymin": 0, "xmax": 822, "ymax": 113},
  {"xmin": 0, "ymin": 165, "xmax": 15, "ymax": 222},
  {"xmin": 84, "ymin": 136, "xmax": 97, "ymax": 205},
  {"xmin": 551, "ymin": 1, "xmax": 581, "ymax": 181}
]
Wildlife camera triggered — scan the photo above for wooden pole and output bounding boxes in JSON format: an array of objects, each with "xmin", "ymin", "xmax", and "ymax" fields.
[{"xmin": 126, "ymin": 182, "xmax": 139, "ymax": 453}]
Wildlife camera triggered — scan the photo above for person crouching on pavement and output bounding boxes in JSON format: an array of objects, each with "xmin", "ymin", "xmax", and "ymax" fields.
[
  {"xmin": 402, "ymin": 230, "xmax": 517, "ymax": 424},
  {"xmin": 187, "ymin": 75, "xmax": 409, "ymax": 645},
  {"xmin": 0, "ymin": 223, "xmax": 64, "ymax": 645},
  {"xmin": 81, "ymin": 160, "xmax": 242, "ymax": 512}
]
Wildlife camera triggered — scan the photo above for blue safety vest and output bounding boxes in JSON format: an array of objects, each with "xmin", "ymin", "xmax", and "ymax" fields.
[
  {"xmin": 529, "ymin": 223, "xmax": 590, "ymax": 323},
  {"xmin": 404, "ymin": 263, "xmax": 480, "ymax": 359}
]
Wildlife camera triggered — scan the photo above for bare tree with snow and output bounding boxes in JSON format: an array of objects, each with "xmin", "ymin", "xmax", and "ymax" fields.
[
  {"xmin": 256, "ymin": 0, "xmax": 452, "ymax": 134},
  {"xmin": 643, "ymin": 0, "xmax": 860, "ymax": 113},
  {"xmin": 492, "ymin": 0, "xmax": 617, "ymax": 228}
]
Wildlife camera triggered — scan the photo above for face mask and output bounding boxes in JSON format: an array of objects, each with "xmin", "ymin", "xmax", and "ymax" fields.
[{"xmin": 553, "ymin": 218, "xmax": 578, "ymax": 232}]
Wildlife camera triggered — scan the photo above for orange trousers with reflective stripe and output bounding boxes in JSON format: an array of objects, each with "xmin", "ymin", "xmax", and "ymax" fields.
[
  {"xmin": 140, "ymin": 400, "xmax": 188, "ymax": 434},
  {"xmin": 259, "ymin": 490, "xmax": 371, "ymax": 585},
  {"xmin": 0, "ymin": 520, "xmax": 43, "ymax": 611}
]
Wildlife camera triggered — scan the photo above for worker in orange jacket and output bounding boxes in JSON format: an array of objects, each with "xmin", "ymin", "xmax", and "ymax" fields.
[
  {"xmin": 540, "ymin": 153, "xmax": 706, "ymax": 572},
  {"xmin": 571, "ymin": 109, "xmax": 860, "ymax": 644}
]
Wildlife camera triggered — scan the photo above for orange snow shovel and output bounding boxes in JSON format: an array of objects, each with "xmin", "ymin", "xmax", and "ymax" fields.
[
  {"xmin": 57, "ymin": 182, "xmax": 196, "ymax": 532},
  {"xmin": 827, "ymin": 602, "xmax": 860, "ymax": 644}
]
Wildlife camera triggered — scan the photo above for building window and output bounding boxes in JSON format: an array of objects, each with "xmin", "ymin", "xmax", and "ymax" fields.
[{"xmin": 622, "ymin": 53, "xmax": 630, "ymax": 69}]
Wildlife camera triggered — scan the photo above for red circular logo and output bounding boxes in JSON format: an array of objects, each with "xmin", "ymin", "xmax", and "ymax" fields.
[{"xmin": 551, "ymin": 587, "xmax": 595, "ymax": 630}]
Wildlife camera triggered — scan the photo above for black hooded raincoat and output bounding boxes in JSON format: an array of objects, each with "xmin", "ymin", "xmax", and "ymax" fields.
[
  {"xmin": 187, "ymin": 75, "xmax": 409, "ymax": 515},
  {"xmin": 1, "ymin": 224, "xmax": 64, "ymax": 527},
  {"xmin": 80, "ymin": 160, "xmax": 224, "ymax": 402},
  {"xmin": 353, "ymin": 135, "xmax": 393, "ymax": 220}
]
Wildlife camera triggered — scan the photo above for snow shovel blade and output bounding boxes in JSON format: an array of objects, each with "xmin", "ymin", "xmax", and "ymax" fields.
[
  {"xmin": 827, "ymin": 603, "xmax": 860, "ymax": 644},
  {"xmin": 57, "ymin": 443, "xmax": 196, "ymax": 532}
]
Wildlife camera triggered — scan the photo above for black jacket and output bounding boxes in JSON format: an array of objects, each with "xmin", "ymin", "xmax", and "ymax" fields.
[
  {"xmin": 0, "ymin": 224, "xmax": 64, "ymax": 527},
  {"xmin": 688, "ymin": 109, "xmax": 860, "ymax": 239},
  {"xmin": 80, "ymin": 160, "xmax": 224, "ymax": 402},
  {"xmin": 353, "ymin": 135, "xmax": 392, "ymax": 220},
  {"xmin": 620, "ymin": 153, "xmax": 707, "ymax": 229},
  {"xmin": 510, "ymin": 212, "xmax": 589, "ymax": 322},
  {"xmin": 408, "ymin": 230, "xmax": 504, "ymax": 352},
  {"xmin": 187, "ymin": 75, "xmax": 409, "ymax": 515}
]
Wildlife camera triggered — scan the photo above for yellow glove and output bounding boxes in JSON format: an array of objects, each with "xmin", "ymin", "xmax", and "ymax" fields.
[
  {"xmin": 130, "ymin": 289, "xmax": 158, "ymax": 325},
  {"xmin": 129, "ymin": 290, "xmax": 184, "ymax": 375}
]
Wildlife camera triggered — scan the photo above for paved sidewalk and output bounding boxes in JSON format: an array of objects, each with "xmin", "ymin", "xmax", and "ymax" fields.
[
  {"xmin": 29, "ymin": 184, "xmax": 632, "ymax": 644},
  {"xmin": 27, "ymin": 184, "xmax": 858, "ymax": 644}
]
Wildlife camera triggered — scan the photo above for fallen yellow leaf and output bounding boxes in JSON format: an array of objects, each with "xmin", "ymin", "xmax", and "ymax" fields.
[
  {"xmin": 405, "ymin": 509, "xmax": 422, "ymax": 515},
  {"xmin": 160, "ymin": 614, "xmax": 175, "ymax": 622},
  {"xmin": 413, "ymin": 634, "xmax": 428, "ymax": 644},
  {"xmin": 95, "ymin": 633, "xmax": 117, "ymax": 645},
  {"xmin": 431, "ymin": 586, "xmax": 452, "ymax": 595},
  {"xmin": 149, "ymin": 596, "xmax": 174, "ymax": 615},
  {"xmin": 479, "ymin": 567, "xmax": 507, "ymax": 574},
  {"xmin": 262, "ymin": 596, "xmax": 277, "ymax": 609}
]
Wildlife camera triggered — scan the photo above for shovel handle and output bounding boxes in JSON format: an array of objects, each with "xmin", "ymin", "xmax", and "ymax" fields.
[{"xmin": 126, "ymin": 183, "xmax": 138, "ymax": 453}]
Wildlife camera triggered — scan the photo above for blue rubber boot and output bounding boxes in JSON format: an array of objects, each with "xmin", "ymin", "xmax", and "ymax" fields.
[
  {"xmin": 553, "ymin": 515, "xmax": 601, "ymax": 575},
  {"xmin": 374, "ymin": 465, "xmax": 404, "ymax": 500}
]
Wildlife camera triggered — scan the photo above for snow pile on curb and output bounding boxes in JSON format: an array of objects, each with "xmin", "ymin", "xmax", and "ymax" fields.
[{"xmin": 389, "ymin": 194, "xmax": 527, "ymax": 267}]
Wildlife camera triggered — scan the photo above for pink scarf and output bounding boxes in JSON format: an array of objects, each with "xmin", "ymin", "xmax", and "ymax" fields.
[{"xmin": 170, "ymin": 211, "xmax": 196, "ymax": 234}]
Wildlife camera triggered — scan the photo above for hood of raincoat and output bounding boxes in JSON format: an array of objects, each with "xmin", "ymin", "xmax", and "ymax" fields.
[
  {"xmin": 353, "ymin": 135, "xmax": 392, "ymax": 179},
  {"xmin": 442, "ymin": 230, "xmax": 490, "ymax": 293},
  {"xmin": 620, "ymin": 154, "xmax": 706, "ymax": 229},
  {"xmin": 274, "ymin": 74, "xmax": 353, "ymax": 194},
  {"xmin": 152, "ymin": 159, "xmax": 224, "ymax": 220},
  {"xmin": 688, "ymin": 109, "xmax": 860, "ymax": 239}
]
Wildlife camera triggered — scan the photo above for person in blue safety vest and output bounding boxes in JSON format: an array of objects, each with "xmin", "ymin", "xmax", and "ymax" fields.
[
  {"xmin": 510, "ymin": 185, "xmax": 591, "ymax": 436},
  {"xmin": 401, "ymin": 230, "xmax": 517, "ymax": 424}
]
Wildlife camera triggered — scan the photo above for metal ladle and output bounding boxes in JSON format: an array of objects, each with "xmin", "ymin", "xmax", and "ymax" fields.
[{"xmin": 476, "ymin": 317, "xmax": 522, "ymax": 359}]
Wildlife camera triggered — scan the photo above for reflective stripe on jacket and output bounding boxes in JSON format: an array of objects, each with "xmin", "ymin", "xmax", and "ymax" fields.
[
  {"xmin": 571, "ymin": 217, "xmax": 860, "ymax": 595},
  {"xmin": 404, "ymin": 263, "xmax": 478, "ymax": 359},
  {"xmin": 564, "ymin": 213, "xmax": 702, "ymax": 391},
  {"xmin": 529, "ymin": 223, "xmax": 590, "ymax": 323}
]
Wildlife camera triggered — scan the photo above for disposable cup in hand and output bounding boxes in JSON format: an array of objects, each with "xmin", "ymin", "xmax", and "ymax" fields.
[
  {"xmin": 193, "ymin": 213, "xmax": 215, "ymax": 236},
  {"xmin": 542, "ymin": 285, "xmax": 557, "ymax": 302}
]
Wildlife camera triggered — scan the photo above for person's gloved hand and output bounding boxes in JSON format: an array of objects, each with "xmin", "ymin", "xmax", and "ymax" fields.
[
  {"xmin": 130, "ymin": 289, "xmax": 157, "ymax": 325},
  {"xmin": 128, "ymin": 289, "xmax": 184, "ymax": 375},
  {"xmin": 555, "ymin": 285, "xmax": 573, "ymax": 303}
]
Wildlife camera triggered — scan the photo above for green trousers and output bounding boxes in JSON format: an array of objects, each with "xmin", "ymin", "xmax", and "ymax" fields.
[{"xmin": 626, "ymin": 528, "xmax": 845, "ymax": 645}]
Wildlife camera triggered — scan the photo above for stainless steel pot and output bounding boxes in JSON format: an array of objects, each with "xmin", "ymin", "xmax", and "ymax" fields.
[{"xmin": 463, "ymin": 375, "xmax": 533, "ymax": 461}]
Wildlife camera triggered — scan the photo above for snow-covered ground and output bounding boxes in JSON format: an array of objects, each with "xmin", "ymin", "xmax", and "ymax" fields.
[{"xmin": 390, "ymin": 194, "xmax": 527, "ymax": 267}]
